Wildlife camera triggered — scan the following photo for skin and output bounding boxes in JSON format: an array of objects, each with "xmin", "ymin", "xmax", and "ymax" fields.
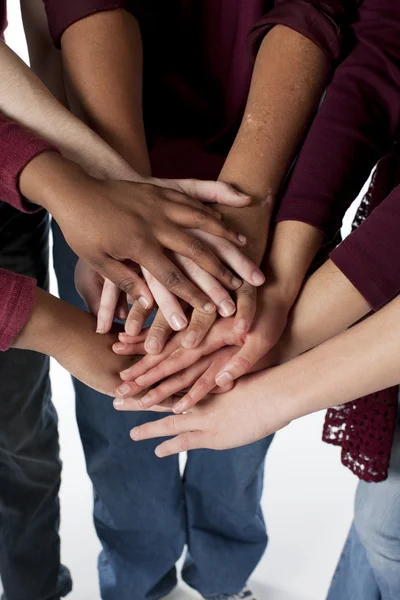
[
  {"xmin": 55, "ymin": 10, "xmax": 330, "ymax": 350},
  {"xmin": 118, "ymin": 291, "xmax": 400, "ymax": 457}
]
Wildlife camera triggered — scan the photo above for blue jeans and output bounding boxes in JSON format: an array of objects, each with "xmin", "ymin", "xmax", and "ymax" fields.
[
  {"xmin": 0, "ymin": 204, "xmax": 71, "ymax": 600},
  {"xmin": 327, "ymin": 405, "xmax": 400, "ymax": 600},
  {"xmin": 52, "ymin": 222, "xmax": 271, "ymax": 600}
]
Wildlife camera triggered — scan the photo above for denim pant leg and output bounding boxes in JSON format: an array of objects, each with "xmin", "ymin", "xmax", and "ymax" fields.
[
  {"xmin": 0, "ymin": 205, "xmax": 71, "ymax": 600},
  {"xmin": 327, "ymin": 410, "xmax": 400, "ymax": 600},
  {"xmin": 182, "ymin": 436, "xmax": 273, "ymax": 598},
  {"xmin": 52, "ymin": 222, "xmax": 186, "ymax": 600}
]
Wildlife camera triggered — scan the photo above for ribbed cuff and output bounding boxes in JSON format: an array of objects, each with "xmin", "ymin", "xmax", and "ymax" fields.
[
  {"xmin": 0, "ymin": 270, "xmax": 36, "ymax": 351},
  {"xmin": 0, "ymin": 118, "xmax": 58, "ymax": 212}
]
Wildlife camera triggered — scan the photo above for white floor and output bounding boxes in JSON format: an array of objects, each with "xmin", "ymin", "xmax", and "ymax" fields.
[{"xmin": 4, "ymin": 4, "xmax": 365, "ymax": 599}]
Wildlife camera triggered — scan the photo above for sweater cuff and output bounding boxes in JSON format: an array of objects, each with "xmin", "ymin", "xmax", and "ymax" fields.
[
  {"xmin": 44, "ymin": 0, "xmax": 131, "ymax": 47},
  {"xmin": 0, "ymin": 270, "xmax": 36, "ymax": 351},
  {"xmin": 330, "ymin": 238, "xmax": 397, "ymax": 311},
  {"xmin": 248, "ymin": 0, "xmax": 348, "ymax": 63},
  {"xmin": 0, "ymin": 118, "xmax": 58, "ymax": 212}
]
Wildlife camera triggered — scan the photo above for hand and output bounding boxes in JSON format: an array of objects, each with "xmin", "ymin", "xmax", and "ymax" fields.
[
  {"xmin": 125, "ymin": 372, "xmax": 292, "ymax": 457},
  {"xmin": 13, "ymin": 288, "xmax": 144, "ymax": 396},
  {"xmin": 21, "ymin": 152, "xmax": 266, "ymax": 313},
  {"xmin": 112, "ymin": 317, "xmax": 241, "ymax": 402},
  {"xmin": 214, "ymin": 283, "xmax": 290, "ymax": 387}
]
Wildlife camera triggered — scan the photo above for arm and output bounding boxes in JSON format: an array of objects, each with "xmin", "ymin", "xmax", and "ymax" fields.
[
  {"xmin": 264, "ymin": 0, "xmax": 400, "ymax": 313},
  {"xmin": 129, "ymin": 292, "xmax": 400, "ymax": 456}
]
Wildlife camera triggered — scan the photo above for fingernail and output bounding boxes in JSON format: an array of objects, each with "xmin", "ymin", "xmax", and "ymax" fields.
[
  {"xmin": 116, "ymin": 384, "xmax": 131, "ymax": 398},
  {"xmin": 113, "ymin": 398, "xmax": 124, "ymax": 408},
  {"xmin": 219, "ymin": 300, "xmax": 236, "ymax": 317},
  {"xmin": 138, "ymin": 296, "xmax": 150, "ymax": 309},
  {"xmin": 141, "ymin": 393, "xmax": 153, "ymax": 406},
  {"xmin": 113, "ymin": 343, "xmax": 126, "ymax": 351},
  {"xmin": 126, "ymin": 322, "xmax": 141, "ymax": 337},
  {"xmin": 231, "ymin": 277, "xmax": 242, "ymax": 289},
  {"xmin": 239, "ymin": 192, "xmax": 251, "ymax": 199},
  {"xmin": 216, "ymin": 372, "xmax": 233, "ymax": 387},
  {"xmin": 237, "ymin": 234, "xmax": 247, "ymax": 244},
  {"xmin": 145, "ymin": 338, "xmax": 160, "ymax": 354},
  {"xmin": 119, "ymin": 367, "xmax": 131, "ymax": 378},
  {"xmin": 135, "ymin": 375, "xmax": 147, "ymax": 386},
  {"xmin": 171, "ymin": 313, "xmax": 188, "ymax": 331},
  {"xmin": 131, "ymin": 427, "xmax": 139, "ymax": 440},
  {"xmin": 155, "ymin": 445, "xmax": 163, "ymax": 457},
  {"xmin": 182, "ymin": 331, "xmax": 197, "ymax": 349},
  {"xmin": 235, "ymin": 319, "xmax": 248, "ymax": 334},
  {"xmin": 203, "ymin": 302, "xmax": 216, "ymax": 314},
  {"xmin": 252, "ymin": 271, "xmax": 265, "ymax": 286},
  {"xmin": 96, "ymin": 318, "xmax": 105, "ymax": 334},
  {"xmin": 173, "ymin": 401, "xmax": 187, "ymax": 414}
]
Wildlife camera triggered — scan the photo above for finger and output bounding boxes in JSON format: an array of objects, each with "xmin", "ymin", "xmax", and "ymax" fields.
[
  {"xmin": 130, "ymin": 413, "xmax": 203, "ymax": 442},
  {"xmin": 96, "ymin": 279, "xmax": 122, "ymax": 334},
  {"xmin": 125, "ymin": 299, "xmax": 152, "ymax": 337},
  {"xmin": 137, "ymin": 357, "xmax": 212, "ymax": 409},
  {"xmin": 191, "ymin": 230, "xmax": 265, "ymax": 287},
  {"xmin": 118, "ymin": 330, "xmax": 149, "ymax": 344},
  {"xmin": 143, "ymin": 268, "xmax": 188, "ymax": 333},
  {"xmin": 113, "ymin": 341, "xmax": 147, "ymax": 355},
  {"xmin": 75, "ymin": 269, "xmax": 103, "ymax": 316},
  {"xmin": 144, "ymin": 309, "xmax": 175, "ymax": 355},
  {"xmin": 100, "ymin": 259, "xmax": 154, "ymax": 311},
  {"xmin": 154, "ymin": 432, "xmax": 206, "ymax": 457},
  {"xmin": 115, "ymin": 293, "xmax": 129, "ymax": 321},
  {"xmin": 171, "ymin": 204, "xmax": 247, "ymax": 247},
  {"xmin": 132, "ymin": 345, "xmax": 204, "ymax": 391},
  {"xmin": 173, "ymin": 255, "xmax": 236, "ymax": 318},
  {"xmin": 234, "ymin": 283, "xmax": 258, "ymax": 336},
  {"xmin": 138, "ymin": 251, "xmax": 217, "ymax": 315},
  {"xmin": 161, "ymin": 228, "xmax": 242, "ymax": 291},
  {"xmin": 173, "ymin": 347, "xmax": 237, "ymax": 412},
  {"xmin": 114, "ymin": 396, "xmax": 174, "ymax": 413},
  {"xmin": 181, "ymin": 310, "xmax": 216, "ymax": 350},
  {"xmin": 172, "ymin": 179, "xmax": 252, "ymax": 208},
  {"xmin": 215, "ymin": 336, "xmax": 265, "ymax": 386}
]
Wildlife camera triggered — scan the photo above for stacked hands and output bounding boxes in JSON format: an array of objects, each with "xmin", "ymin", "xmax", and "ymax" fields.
[{"xmin": 73, "ymin": 176, "xmax": 293, "ymax": 457}]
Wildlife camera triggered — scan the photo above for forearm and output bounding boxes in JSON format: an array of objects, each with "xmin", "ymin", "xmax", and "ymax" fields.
[
  {"xmin": 218, "ymin": 25, "xmax": 329, "ymax": 262},
  {"xmin": 259, "ymin": 294, "xmax": 400, "ymax": 424},
  {"xmin": 59, "ymin": 8, "xmax": 150, "ymax": 175},
  {"xmin": 0, "ymin": 40, "xmax": 135, "ymax": 180}
]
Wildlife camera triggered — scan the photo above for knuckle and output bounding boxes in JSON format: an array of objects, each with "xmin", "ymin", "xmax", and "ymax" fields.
[
  {"xmin": 234, "ymin": 355, "xmax": 253, "ymax": 372},
  {"xmin": 179, "ymin": 432, "xmax": 192, "ymax": 452},
  {"xmin": 166, "ymin": 415, "xmax": 177, "ymax": 433},
  {"xmin": 188, "ymin": 238, "xmax": 207, "ymax": 258},
  {"xmin": 118, "ymin": 278, "xmax": 135, "ymax": 295},
  {"xmin": 193, "ymin": 208, "xmax": 208, "ymax": 223},
  {"xmin": 175, "ymin": 369, "xmax": 188, "ymax": 383},
  {"xmin": 238, "ymin": 285, "xmax": 256, "ymax": 301},
  {"xmin": 164, "ymin": 269, "xmax": 184, "ymax": 289}
]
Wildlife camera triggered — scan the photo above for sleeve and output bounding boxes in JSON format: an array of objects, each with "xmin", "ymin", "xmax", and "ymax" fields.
[
  {"xmin": 274, "ymin": 0, "xmax": 400, "ymax": 240},
  {"xmin": 0, "ymin": 268, "xmax": 36, "ymax": 351},
  {"xmin": 44, "ymin": 0, "xmax": 131, "ymax": 47},
  {"xmin": 248, "ymin": 0, "xmax": 361, "ymax": 63},
  {"xmin": 330, "ymin": 185, "xmax": 400, "ymax": 311},
  {"xmin": 0, "ymin": 115, "xmax": 58, "ymax": 212}
]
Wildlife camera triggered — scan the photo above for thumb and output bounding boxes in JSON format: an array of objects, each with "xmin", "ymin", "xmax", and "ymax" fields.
[{"xmin": 214, "ymin": 337, "xmax": 264, "ymax": 386}]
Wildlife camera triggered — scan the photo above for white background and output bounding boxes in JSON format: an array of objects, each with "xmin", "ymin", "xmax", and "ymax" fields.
[{"xmin": 5, "ymin": 3, "xmax": 365, "ymax": 599}]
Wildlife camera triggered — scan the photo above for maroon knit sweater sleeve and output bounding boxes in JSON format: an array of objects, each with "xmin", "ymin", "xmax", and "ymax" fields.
[
  {"xmin": 248, "ymin": 0, "xmax": 360, "ymax": 63},
  {"xmin": 0, "ymin": 269, "xmax": 36, "ymax": 351},
  {"xmin": 0, "ymin": 115, "xmax": 57, "ymax": 212},
  {"xmin": 275, "ymin": 0, "xmax": 400, "ymax": 283}
]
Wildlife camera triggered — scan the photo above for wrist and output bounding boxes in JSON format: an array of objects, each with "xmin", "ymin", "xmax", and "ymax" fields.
[
  {"xmin": 19, "ymin": 151, "xmax": 92, "ymax": 216},
  {"xmin": 13, "ymin": 289, "xmax": 71, "ymax": 357}
]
